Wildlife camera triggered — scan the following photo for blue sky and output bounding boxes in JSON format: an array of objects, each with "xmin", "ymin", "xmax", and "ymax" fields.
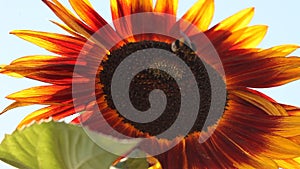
[{"xmin": 0, "ymin": 0, "xmax": 300, "ymax": 168}]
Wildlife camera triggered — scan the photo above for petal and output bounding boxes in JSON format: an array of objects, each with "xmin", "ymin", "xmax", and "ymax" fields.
[
  {"xmin": 185, "ymin": 133, "xmax": 229, "ymax": 168},
  {"xmin": 131, "ymin": 0, "xmax": 156, "ymax": 41},
  {"xmin": 261, "ymin": 135, "xmax": 300, "ymax": 159},
  {"xmin": 0, "ymin": 55, "xmax": 91, "ymax": 84},
  {"xmin": 131, "ymin": 0, "xmax": 153, "ymax": 13},
  {"xmin": 230, "ymin": 89, "xmax": 287, "ymax": 116},
  {"xmin": 221, "ymin": 45, "xmax": 300, "ymax": 65},
  {"xmin": 147, "ymin": 156, "xmax": 162, "ymax": 169},
  {"xmin": 110, "ymin": 0, "xmax": 133, "ymax": 40},
  {"xmin": 8, "ymin": 55, "xmax": 80, "ymax": 66},
  {"xmin": 154, "ymin": 0, "xmax": 178, "ymax": 15},
  {"xmin": 111, "ymin": 0, "xmax": 153, "ymax": 17},
  {"xmin": 245, "ymin": 88, "xmax": 277, "ymax": 103},
  {"xmin": 221, "ymin": 91, "xmax": 300, "ymax": 160},
  {"xmin": 80, "ymin": 108, "xmax": 145, "ymax": 138},
  {"xmin": 1, "ymin": 102, "xmax": 34, "ymax": 115},
  {"xmin": 213, "ymin": 7, "xmax": 255, "ymax": 32},
  {"xmin": 223, "ymin": 25, "xmax": 268, "ymax": 50},
  {"xmin": 187, "ymin": 130, "xmax": 279, "ymax": 168},
  {"xmin": 110, "ymin": 0, "xmax": 132, "ymax": 20},
  {"xmin": 214, "ymin": 130, "xmax": 279, "ymax": 169},
  {"xmin": 214, "ymin": 94, "xmax": 300, "ymax": 167},
  {"xmin": 43, "ymin": 0, "xmax": 93, "ymax": 38},
  {"xmin": 110, "ymin": 0, "xmax": 157, "ymax": 42},
  {"xmin": 275, "ymin": 159, "xmax": 300, "ymax": 169},
  {"xmin": 274, "ymin": 116, "xmax": 300, "ymax": 137},
  {"xmin": 226, "ymin": 57, "xmax": 300, "ymax": 88},
  {"xmin": 69, "ymin": 0, "xmax": 122, "ymax": 45},
  {"xmin": 69, "ymin": 0, "xmax": 108, "ymax": 31},
  {"xmin": 205, "ymin": 8, "xmax": 255, "ymax": 47},
  {"xmin": 17, "ymin": 104, "xmax": 81, "ymax": 128},
  {"xmin": 221, "ymin": 102, "xmax": 300, "ymax": 138},
  {"xmin": 220, "ymin": 113, "xmax": 300, "ymax": 160},
  {"xmin": 266, "ymin": 67, "xmax": 300, "ymax": 87},
  {"xmin": 257, "ymin": 45, "xmax": 300, "ymax": 58},
  {"xmin": 10, "ymin": 30, "xmax": 86, "ymax": 56},
  {"xmin": 1, "ymin": 67, "xmax": 88, "ymax": 85},
  {"xmin": 181, "ymin": 0, "xmax": 214, "ymax": 32},
  {"xmin": 290, "ymin": 136, "xmax": 300, "ymax": 146},
  {"xmin": 281, "ymin": 104, "xmax": 300, "ymax": 116},
  {"xmin": 50, "ymin": 20, "xmax": 85, "ymax": 38},
  {"xmin": 155, "ymin": 140, "xmax": 188, "ymax": 169},
  {"xmin": 6, "ymin": 85, "xmax": 72, "ymax": 104},
  {"xmin": 154, "ymin": 0, "xmax": 178, "ymax": 35}
]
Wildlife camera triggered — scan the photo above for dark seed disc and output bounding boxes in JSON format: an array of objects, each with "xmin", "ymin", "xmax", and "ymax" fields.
[{"xmin": 98, "ymin": 41, "xmax": 225, "ymax": 139}]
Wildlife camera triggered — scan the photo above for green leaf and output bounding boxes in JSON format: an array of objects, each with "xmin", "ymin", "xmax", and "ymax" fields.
[
  {"xmin": 0, "ymin": 122, "xmax": 45, "ymax": 169},
  {"xmin": 0, "ymin": 121, "xmax": 143, "ymax": 169},
  {"xmin": 114, "ymin": 150, "xmax": 148, "ymax": 169}
]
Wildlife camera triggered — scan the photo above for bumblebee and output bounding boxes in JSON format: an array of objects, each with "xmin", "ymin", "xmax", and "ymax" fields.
[{"xmin": 171, "ymin": 31, "xmax": 196, "ymax": 54}]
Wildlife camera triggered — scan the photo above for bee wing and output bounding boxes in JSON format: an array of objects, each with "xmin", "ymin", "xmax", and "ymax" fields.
[{"xmin": 180, "ymin": 31, "xmax": 193, "ymax": 47}]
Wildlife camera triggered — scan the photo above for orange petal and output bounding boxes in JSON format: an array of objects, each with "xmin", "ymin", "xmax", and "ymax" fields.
[
  {"xmin": 69, "ymin": 0, "xmax": 122, "ymax": 45},
  {"xmin": 222, "ymin": 102, "xmax": 300, "ymax": 138},
  {"xmin": 261, "ymin": 135, "xmax": 300, "ymax": 159},
  {"xmin": 274, "ymin": 116, "xmax": 300, "ymax": 137},
  {"xmin": 69, "ymin": 0, "xmax": 107, "ymax": 31},
  {"xmin": 185, "ymin": 133, "xmax": 224, "ymax": 168},
  {"xmin": 110, "ymin": 0, "xmax": 133, "ymax": 40},
  {"xmin": 214, "ymin": 7, "xmax": 255, "ymax": 32},
  {"xmin": 1, "ymin": 102, "xmax": 34, "ymax": 115},
  {"xmin": 224, "ymin": 25, "xmax": 268, "ymax": 49},
  {"xmin": 151, "ymin": 0, "xmax": 178, "ymax": 38},
  {"xmin": 110, "ymin": 0, "xmax": 156, "ymax": 42},
  {"xmin": 43, "ymin": 0, "xmax": 92, "ymax": 38},
  {"xmin": 0, "ymin": 55, "xmax": 90, "ymax": 84},
  {"xmin": 226, "ymin": 57, "xmax": 300, "ymax": 88},
  {"xmin": 50, "ymin": 20, "xmax": 85, "ymax": 38},
  {"xmin": 275, "ymin": 159, "xmax": 300, "ymax": 169},
  {"xmin": 258, "ymin": 45, "xmax": 300, "ymax": 58},
  {"xmin": 1, "ymin": 55, "xmax": 77, "ymax": 72},
  {"xmin": 1, "ymin": 67, "xmax": 86, "ymax": 85},
  {"xmin": 10, "ymin": 30, "xmax": 86, "ymax": 56},
  {"xmin": 154, "ymin": 0, "xmax": 178, "ymax": 15},
  {"xmin": 17, "ymin": 104, "xmax": 81, "ymax": 128},
  {"xmin": 131, "ymin": 0, "xmax": 156, "ymax": 41},
  {"xmin": 245, "ymin": 88, "xmax": 277, "ymax": 103},
  {"xmin": 296, "ymin": 157, "xmax": 300, "ymax": 163},
  {"xmin": 205, "ymin": 8, "xmax": 255, "ymax": 47},
  {"xmin": 191, "ymin": 127, "xmax": 278, "ymax": 169},
  {"xmin": 110, "ymin": 0, "xmax": 132, "ymax": 20},
  {"xmin": 281, "ymin": 104, "xmax": 300, "ymax": 116},
  {"xmin": 147, "ymin": 156, "xmax": 162, "ymax": 169},
  {"xmin": 80, "ymin": 107, "xmax": 145, "ymax": 138},
  {"xmin": 266, "ymin": 67, "xmax": 300, "ymax": 87},
  {"xmin": 230, "ymin": 89, "xmax": 287, "ymax": 116},
  {"xmin": 181, "ymin": 0, "xmax": 214, "ymax": 32},
  {"xmin": 214, "ymin": 130, "xmax": 279, "ymax": 169},
  {"xmin": 221, "ymin": 45, "xmax": 299, "ymax": 65},
  {"xmin": 220, "ymin": 114, "xmax": 300, "ymax": 160},
  {"xmin": 6, "ymin": 85, "xmax": 72, "ymax": 104},
  {"xmin": 8, "ymin": 55, "xmax": 80, "ymax": 66},
  {"xmin": 155, "ymin": 140, "xmax": 188, "ymax": 169},
  {"xmin": 131, "ymin": 0, "xmax": 153, "ymax": 13}
]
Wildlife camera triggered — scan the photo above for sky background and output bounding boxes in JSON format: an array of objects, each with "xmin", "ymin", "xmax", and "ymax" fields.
[{"xmin": 0, "ymin": 0, "xmax": 300, "ymax": 168}]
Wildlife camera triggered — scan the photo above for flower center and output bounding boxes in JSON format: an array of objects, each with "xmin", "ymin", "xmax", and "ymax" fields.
[{"xmin": 98, "ymin": 40, "xmax": 225, "ymax": 139}]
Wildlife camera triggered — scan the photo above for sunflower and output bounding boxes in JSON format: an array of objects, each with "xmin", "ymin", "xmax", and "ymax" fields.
[{"xmin": 2, "ymin": 0, "xmax": 300, "ymax": 168}]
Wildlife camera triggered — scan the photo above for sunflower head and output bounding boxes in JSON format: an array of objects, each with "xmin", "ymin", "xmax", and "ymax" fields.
[{"xmin": 1, "ymin": 0, "xmax": 300, "ymax": 168}]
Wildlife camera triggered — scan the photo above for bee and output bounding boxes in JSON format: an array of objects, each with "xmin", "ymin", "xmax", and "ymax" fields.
[
  {"xmin": 148, "ymin": 32, "xmax": 197, "ymax": 80},
  {"xmin": 171, "ymin": 31, "xmax": 197, "ymax": 54}
]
